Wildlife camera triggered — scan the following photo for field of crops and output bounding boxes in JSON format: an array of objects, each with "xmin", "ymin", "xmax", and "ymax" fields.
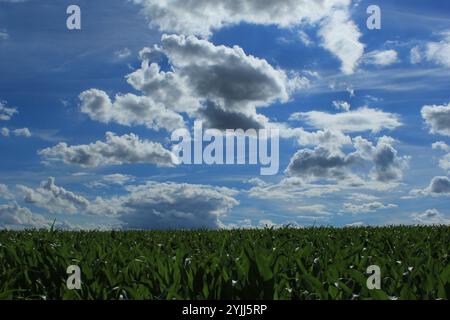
[{"xmin": 0, "ymin": 226, "xmax": 448, "ymax": 300}]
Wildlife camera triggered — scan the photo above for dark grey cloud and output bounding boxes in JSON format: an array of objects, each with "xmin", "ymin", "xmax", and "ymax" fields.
[
  {"xmin": 159, "ymin": 34, "xmax": 295, "ymax": 109},
  {"xmin": 372, "ymin": 143, "xmax": 403, "ymax": 182},
  {"xmin": 421, "ymin": 103, "xmax": 450, "ymax": 136},
  {"xmin": 285, "ymin": 136, "xmax": 408, "ymax": 184},
  {"xmin": 92, "ymin": 181, "xmax": 239, "ymax": 229},
  {"xmin": 353, "ymin": 136, "xmax": 408, "ymax": 183},
  {"xmin": 285, "ymin": 146, "xmax": 353, "ymax": 180},
  {"xmin": 197, "ymin": 101, "xmax": 265, "ymax": 130},
  {"xmin": 429, "ymin": 176, "xmax": 450, "ymax": 194}
]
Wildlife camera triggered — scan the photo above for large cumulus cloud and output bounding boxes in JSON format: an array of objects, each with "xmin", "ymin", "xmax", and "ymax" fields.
[
  {"xmin": 99, "ymin": 182, "xmax": 239, "ymax": 229},
  {"xmin": 157, "ymin": 34, "xmax": 293, "ymax": 108},
  {"xmin": 1, "ymin": 178, "xmax": 239, "ymax": 230},
  {"xmin": 285, "ymin": 135, "xmax": 408, "ymax": 183},
  {"xmin": 81, "ymin": 34, "xmax": 302, "ymax": 131}
]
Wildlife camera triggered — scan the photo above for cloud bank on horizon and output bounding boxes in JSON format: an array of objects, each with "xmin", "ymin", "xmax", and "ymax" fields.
[{"xmin": 0, "ymin": 0, "xmax": 450, "ymax": 229}]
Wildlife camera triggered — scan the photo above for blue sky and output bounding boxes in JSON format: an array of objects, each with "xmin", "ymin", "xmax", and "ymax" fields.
[{"xmin": 1, "ymin": 0, "xmax": 450, "ymax": 230}]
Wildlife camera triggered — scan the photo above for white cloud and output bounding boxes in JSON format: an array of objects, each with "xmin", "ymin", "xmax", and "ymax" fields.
[
  {"xmin": 364, "ymin": 50, "xmax": 399, "ymax": 66},
  {"xmin": 411, "ymin": 209, "xmax": 449, "ymax": 225},
  {"xmin": 17, "ymin": 177, "xmax": 90, "ymax": 215},
  {"xmin": 409, "ymin": 176, "xmax": 450, "ymax": 197},
  {"xmin": 332, "ymin": 100, "xmax": 351, "ymax": 112},
  {"xmin": 132, "ymin": 0, "xmax": 350, "ymax": 37},
  {"xmin": 295, "ymin": 204, "xmax": 329, "ymax": 215},
  {"xmin": 432, "ymin": 141, "xmax": 450, "ymax": 152},
  {"xmin": 291, "ymin": 107, "xmax": 402, "ymax": 133},
  {"xmin": 114, "ymin": 47, "xmax": 131, "ymax": 60},
  {"xmin": 298, "ymin": 30, "xmax": 313, "ymax": 47},
  {"xmin": 410, "ymin": 32, "xmax": 450, "ymax": 68},
  {"xmin": 438, "ymin": 154, "xmax": 450, "ymax": 171},
  {"xmin": 87, "ymin": 174, "xmax": 135, "ymax": 189},
  {"xmin": 0, "ymin": 101, "xmax": 17, "ymax": 121},
  {"xmin": 1, "ymin": 127, "xmax": 9, "ymax": 136},
  {"xmin": 345, "ymin": 221, "xmax": 365, "ymax": 227},
  {"xmin": 279, "ymin": 125, "xmax": 352, "ymax": 148},
  {"xmin": 38, "ymin": 132, "xmax": 176, "ymax": 168},
  {"xmin": 132, "ymin": 0, "xmax": 364, "ymax": 74},
  {"xmin": 248, "ymin": 175, "xmax": 397, "ymax": 203},
  {"xmin": 12, "ymin": 127, "xmax": 31, "ymax": 137},
  {"xmin": 346, "ymin": 86, "xmax": 355, "ymax": 97},
  {"xmin": 342, "ymin": 201, "xmax": 397, "ymax": 214},
  {"xmin": 424, "ymin": 32, "xmax": 450, "ymax": 67},
  {"xmin": 0, "ymin": 203, "xmax": 50, "ymax": 230},
  {"xmin": 79, "ymin": 89, "xmax": 185, "ymax": 132},
  {"xmin": 410, "ymin": 46, "xmax": 422, "ymax": 64},
  {"xmin": 0, "ymin": 30, "xmax": 8, "ymax": 40},
  {"xmin": 1, "ymin": 127, "xmax": 31, "ymax": 138},
  {"xmin": 0, "ymin": 184, "xmax": 14, "ymax": 200},
  {"xmin": 346, "ymin": 193, "xmax": 379, "ymax": 202},
  {"xmin": 0, "ymin": 201, "xmax": 80, "ymax": 230},
  {"xmin": 432, "ymin": 141, "xmax": 450, "ymax": 170},
  {"xmin": 125, "ymin": 51, "xmax": 200, "ymax": 115},
  {"xmin": 248, "ymin": 177, "xmax": 341, "ymax": 200},
  {"xmin": 421, "ymin": 102, "xmax": 450, "ymax": 136},
  {"xmin": 318, "ymin": 9, "xmax": 364, "ymax": 74},
  {"xmin": 258, "ymin": 219, "xmax": 277, "ymax": 228},
  {"xmin": 102, "ymin": 174, "xmax": 134, "ymax": 185}
]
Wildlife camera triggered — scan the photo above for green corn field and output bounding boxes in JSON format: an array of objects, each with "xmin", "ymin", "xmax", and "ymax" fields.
[{"xmin": 0, "ymin": 226, "xmax": 448, "ymax": 300}]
